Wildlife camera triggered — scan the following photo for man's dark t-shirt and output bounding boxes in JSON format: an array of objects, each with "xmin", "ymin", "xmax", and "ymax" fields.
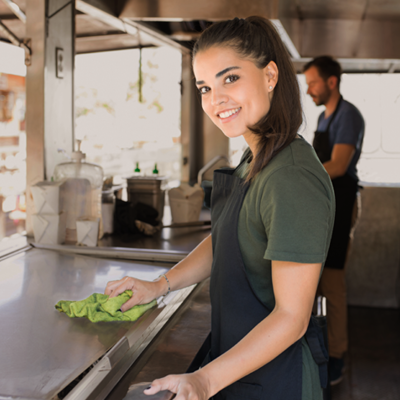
[{"xmin": 317, "ymin": 99, "xmax": 365, "ymax": 181}]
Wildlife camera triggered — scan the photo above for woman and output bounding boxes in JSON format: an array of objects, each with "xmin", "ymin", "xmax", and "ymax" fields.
[{"xmin": 105, "ymin": 17, "xmax": 335, "ymax": 400}]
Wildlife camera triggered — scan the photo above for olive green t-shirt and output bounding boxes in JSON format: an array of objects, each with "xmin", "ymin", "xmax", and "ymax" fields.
[{"xmin": 234, "ymin": 137, "xmax": 335, "ymax": 400}]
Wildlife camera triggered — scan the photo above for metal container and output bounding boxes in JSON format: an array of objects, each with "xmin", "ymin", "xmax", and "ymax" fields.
[{"xmin": 126, "ymin": 176, "xmax": 166, "ymax": 221}]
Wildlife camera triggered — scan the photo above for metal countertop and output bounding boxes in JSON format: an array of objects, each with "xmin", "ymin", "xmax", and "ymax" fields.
[
  {"xmin": 0, "ymin": 247, "xmax": 178, "ymax": 400},
  {"xmin": 0, "ymin": 211, "xmax": 212, "ymax": 399},
  {"xmin": 98, "ymin": 225, "xmax": 210, "ymax": 253}
]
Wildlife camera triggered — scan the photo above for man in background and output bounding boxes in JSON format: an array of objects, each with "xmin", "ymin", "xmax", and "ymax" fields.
[{"xmin": 303, "ymin": 56, "xmax": 365, "ymax": 385}]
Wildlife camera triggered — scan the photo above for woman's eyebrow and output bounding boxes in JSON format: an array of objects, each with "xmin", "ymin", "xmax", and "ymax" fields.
[
  {"xmin": 196, "ymin": 66, "xmax": 241, "ymax": 85},
  {"xmin": 216, "ymin": 66, "xmax": 240, "ymax": 78}
]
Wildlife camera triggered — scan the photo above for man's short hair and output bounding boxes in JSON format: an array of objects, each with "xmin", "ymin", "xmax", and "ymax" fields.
[{"xmin": 303, "ymin": 56, "xmax": 342, "ymax": 88}]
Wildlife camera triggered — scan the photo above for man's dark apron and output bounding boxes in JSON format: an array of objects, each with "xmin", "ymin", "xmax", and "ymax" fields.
[
  {"xmin": 188, "ymin": 168, "xmax": 328, "ymax": 399},
  {"xmin": 313, "ymin": 97, "xmax": 358, "ymax": 269}
]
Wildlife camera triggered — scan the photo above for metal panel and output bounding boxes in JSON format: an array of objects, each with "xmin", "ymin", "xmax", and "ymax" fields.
[
  {"xmin": 300, "ymin": 18, "xmax": 362, "ymax": 58},
  {"xmin": 0, "ymin": 247, "xmax": 175, "ymax": 399},
  {"xmin": 26, "ymin": 0, "xmax": 46, "ymax": 233},
  {"xmin": 279, "ymin": 0, "xmax": 400, "ymax": 63},
  {"xmin": 48, "ymin": 0, "xmax": 72, "ymax": 19},
  {"xmin": 44, "ymin": 1, "xmax": 75, "ymax": 179},
  {"xmin": 119, "ymin": 0, "xmax": 280, "ymax": 20},
  {"xmin": 357, "ymin": 19, "xmax": 400, "ymax": 59},
  {"xmin": 295, "ymin": 0, "xmax": 367, "ymax": 20},
  {"xmin": 366, "ymin": 0, "xmax": 400, "ymax": 20},
  {"xmin": 75, "ymin": 13, "xmax": 120, "ymax": 35},
  {"xmin": 25, "ymin": 0, "xmax": 74, "ymax": 234},
  {"xmin": 76, "ymin": 33, "xmax": 142, "ymax": 54}
]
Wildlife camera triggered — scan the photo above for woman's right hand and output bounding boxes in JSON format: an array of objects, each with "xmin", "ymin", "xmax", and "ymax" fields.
[{"xmin": 104, "ymin": 276, "xmax": 167, "ymax": 312}]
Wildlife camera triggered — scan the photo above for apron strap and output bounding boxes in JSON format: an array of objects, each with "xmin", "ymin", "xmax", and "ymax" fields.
[
  {"xmin": 186, "ymin": 332, "xmax": 212, "ymax": 373},
  {"xmin": 305, "ymin": 316, "xmax": 329, "ymax": 389},
  {"xmin": 324, "ymin": 95, "xmax": 343, "ymax": 133}
]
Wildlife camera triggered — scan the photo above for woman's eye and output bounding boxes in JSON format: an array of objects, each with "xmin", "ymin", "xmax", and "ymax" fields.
[
  {"xmin": 225, "ymin": 75, "xmax": 239, "ymax": 84},
  {"xmin": 198, "ymin": 86, "xmax": 210, "ymax": 95}
]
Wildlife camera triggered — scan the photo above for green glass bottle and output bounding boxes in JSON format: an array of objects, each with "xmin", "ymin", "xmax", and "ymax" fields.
[{"xmin": 152, "ymin": 163, "xmax": 159, "ymax": 175}]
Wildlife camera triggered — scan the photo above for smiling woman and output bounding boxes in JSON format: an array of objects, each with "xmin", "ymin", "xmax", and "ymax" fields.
[
  {"xmin": 193, "ymin": 16, "xmax": 303, "ymax": 182},
  {"xmin": 104, "ymin": 16, "xmax": 335, "ymax": 400}
]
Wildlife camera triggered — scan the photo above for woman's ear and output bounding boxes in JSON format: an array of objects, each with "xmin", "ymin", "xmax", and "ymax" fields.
[{"xmin": 264, "ymin": 61, "xmax": 279, "ymax": 92}]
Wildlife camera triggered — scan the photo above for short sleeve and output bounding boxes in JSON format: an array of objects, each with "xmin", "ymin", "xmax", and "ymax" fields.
[
  {"xmin": 332, "ymin": 107, "xmax": 364, "ymax": 147},
  {"xmin": 261, "ymin": 166, "xmax": 333, "ymax": 264}
]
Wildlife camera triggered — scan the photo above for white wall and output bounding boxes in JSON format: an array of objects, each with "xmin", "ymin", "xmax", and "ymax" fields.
[{"xmin": 298, "ymin": 74, "xmax": 400, "ymax": 184}]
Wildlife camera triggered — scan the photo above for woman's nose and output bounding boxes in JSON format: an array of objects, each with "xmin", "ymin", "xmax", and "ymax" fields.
[{"xmin": 211, "ymin": 89, "xmax": 228, "ymax": 106}]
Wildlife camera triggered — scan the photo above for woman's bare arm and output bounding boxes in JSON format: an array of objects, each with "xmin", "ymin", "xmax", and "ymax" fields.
[
  {"xmin": 105, "ymin": 234, "xmax": 213, "ymax": 311},
  {"xmin": 145, "ymin": 260, "xmax": 321, "ymax": 399}
]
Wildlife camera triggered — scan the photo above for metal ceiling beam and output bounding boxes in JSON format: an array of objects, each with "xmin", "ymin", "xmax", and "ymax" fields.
[
  {"xmin": 292, "ymin": 57, "xmax": 400, "ymax": 73},
  {"xmin": 388, "ymin": 63, "xmax": 399, "ymax": 73},
  {"xmin": 76, "ymin": 0, "xmax": 189, "ymax": 53},
  {"xmin": 1, "ymin": 0, "xmax": 26, "ymax": 23},
  {"xmin": 271, "ymin": 19, "xmax": 300, "ymax": 59}
]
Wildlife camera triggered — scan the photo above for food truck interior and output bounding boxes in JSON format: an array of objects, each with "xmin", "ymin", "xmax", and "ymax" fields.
[{"xmin": 0, "ymin": 1, "xmax": 399, "ymax": 400}]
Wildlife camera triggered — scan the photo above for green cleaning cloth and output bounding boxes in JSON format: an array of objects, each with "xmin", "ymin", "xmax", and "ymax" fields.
[{"xmin": 55, "ymin": 290, "xmax": 157, "ymax": 323}]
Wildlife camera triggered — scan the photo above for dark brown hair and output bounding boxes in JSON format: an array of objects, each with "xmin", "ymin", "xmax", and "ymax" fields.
[
  {"xmin": 193, "ymin": 16, "xmax": 303, "ymax": 181},
  {"xmin": 303, "ymin": 56, "xmax": 342, "ymax": 88}
]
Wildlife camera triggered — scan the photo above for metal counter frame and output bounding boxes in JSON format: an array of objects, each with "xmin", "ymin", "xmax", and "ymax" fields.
[{"xmin": 65, "ymin": 285, "xmax": 196, "ymax": 400}]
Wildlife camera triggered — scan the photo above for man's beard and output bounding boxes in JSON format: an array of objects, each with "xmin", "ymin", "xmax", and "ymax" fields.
[{"xmin": 313, "ymin": 84, "xmax": 332, "ymax": 106}]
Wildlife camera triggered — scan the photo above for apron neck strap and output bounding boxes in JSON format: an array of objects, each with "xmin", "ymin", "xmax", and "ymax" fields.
[{"xmin": 325, "ymin": 95, "xmax": 343, "ymax": 133}]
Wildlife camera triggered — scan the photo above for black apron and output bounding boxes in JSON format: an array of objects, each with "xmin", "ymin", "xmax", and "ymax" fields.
[
  {"xmin": 188, "ymin": 168, "xmax": 328, "ymax": 399},
  {"xmin": 313, "ymin": 97, "xmax": 358, "ymax": 270}
]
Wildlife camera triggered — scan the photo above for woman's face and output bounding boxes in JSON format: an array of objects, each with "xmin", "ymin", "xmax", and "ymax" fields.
[{"xmin": 193, "ymin": 46, "xmax": 276, "ymax": 146}]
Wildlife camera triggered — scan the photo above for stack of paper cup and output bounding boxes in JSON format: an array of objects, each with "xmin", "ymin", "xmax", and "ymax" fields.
[
  {"xmin": 76, "ymin": 217, "xmax": 100, "ymax": 247},
  {"xmin": 31, "ymin": 180, "xmax": 67, "ymax": 244}
]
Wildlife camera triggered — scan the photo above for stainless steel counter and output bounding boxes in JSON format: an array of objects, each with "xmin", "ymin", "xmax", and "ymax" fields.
[
  {"xmin": 0, "ymin": 210, "xmax": 212, "ymax": 400},
  {"xmin": 0, "ymin": 247, "xmax": 196, "ymax": 400},
  {"xmin": 98, "ymin": 214, "xmax": 211, "ymax": 254}
]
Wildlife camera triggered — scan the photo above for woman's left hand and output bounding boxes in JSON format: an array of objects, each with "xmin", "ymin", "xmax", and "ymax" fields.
[{"xmin": 144, "ymin": 371, "xmax": 211, "ymax": 400}]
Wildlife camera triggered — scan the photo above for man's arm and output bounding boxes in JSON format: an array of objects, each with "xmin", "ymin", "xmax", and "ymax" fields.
[{"xmin": 323, "ymin": 143, "xmax": 355, "ymax": 179}]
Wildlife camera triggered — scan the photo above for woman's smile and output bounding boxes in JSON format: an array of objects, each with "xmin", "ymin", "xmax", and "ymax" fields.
[{"xmin": 218, "ymin": 107, "xmax": 241, "ymax": 122}]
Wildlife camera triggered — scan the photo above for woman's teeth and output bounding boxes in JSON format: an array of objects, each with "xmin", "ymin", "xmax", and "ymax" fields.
[{"xmin": 219, "ymin": 108, "xmax": 240, "ymax": 119}]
